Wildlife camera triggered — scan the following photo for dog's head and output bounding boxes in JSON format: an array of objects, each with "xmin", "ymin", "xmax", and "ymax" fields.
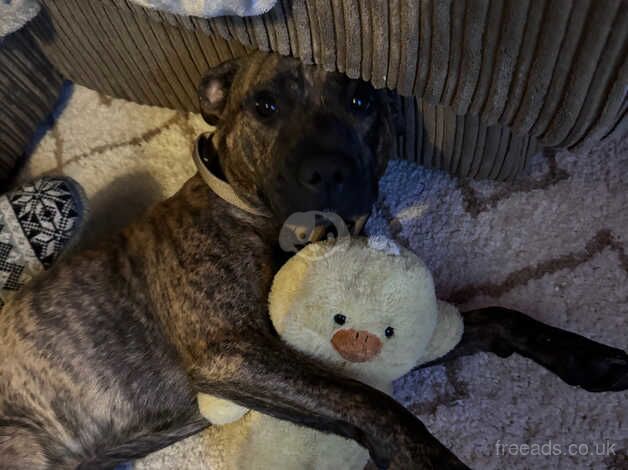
[{"xmin": 198, "ymin": 52, "xmax": 400, "ymax": 233}]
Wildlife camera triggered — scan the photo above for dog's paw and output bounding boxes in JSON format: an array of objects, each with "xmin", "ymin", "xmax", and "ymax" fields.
[
  {"xmin": 571, "ymin": 346, "xmax": 628, "ymax": 393},
  {"xmin": 508, "ymin": 311, "xmax": 628, "ymax": 393},
  {"xmin": 539, "ymin": 332, "xmax": 628, "ymax": 392}
]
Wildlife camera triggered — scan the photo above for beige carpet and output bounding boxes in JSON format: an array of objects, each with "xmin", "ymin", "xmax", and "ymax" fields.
[{"xmin": 19, "ymin": 84, "xmax": 627, "ymax": 469}]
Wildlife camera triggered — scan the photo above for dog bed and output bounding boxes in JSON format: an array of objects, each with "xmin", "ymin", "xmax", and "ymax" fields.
[{"xmin": 2, "ymin": 0, "xmax": 626, "ymax": 183}]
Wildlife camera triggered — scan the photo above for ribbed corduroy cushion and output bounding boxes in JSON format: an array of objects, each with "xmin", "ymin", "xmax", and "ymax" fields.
[
  {"xmin": 199, "ymin": 0, "xmax": 628, "ymax": 149},
  {"xmin": 31, "ymin": 0, "xmax": 544, "ymax": 180},
  {"xmin": 0, "ymin": 25, "xmax": 64, "ymax": 189}
]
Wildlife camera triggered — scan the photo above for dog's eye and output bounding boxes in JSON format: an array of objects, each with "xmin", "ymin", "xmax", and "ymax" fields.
[
  {"xmin": 350, "ymin": 83, "xmax": 373, "ymax": 113},
  {"xmin": 333, "ymin": 314, "xmax": 346, "ymax": 325},
  {"xmin": 254, "ymin": 92, "xmax": 278, "ymax": 118},
  {"xmin": 385, "ymin": 327, "xmax": 394, "ymax": 338}
]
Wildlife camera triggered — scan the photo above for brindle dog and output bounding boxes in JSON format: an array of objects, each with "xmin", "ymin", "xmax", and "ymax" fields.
[{"xmin": 0, "ymin": 52, "xmax": 626, "ymax": 470}]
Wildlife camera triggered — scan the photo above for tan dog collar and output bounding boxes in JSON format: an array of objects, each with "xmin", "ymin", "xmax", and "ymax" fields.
[{"xmin": 194, "ymin": 133, "xmax": 272, "ymax": 218}]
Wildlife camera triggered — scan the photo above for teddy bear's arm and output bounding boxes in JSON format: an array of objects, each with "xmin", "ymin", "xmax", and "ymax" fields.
[{"xmin": 419, "ymin": 301, "xmax": 464, "ymax": 365}]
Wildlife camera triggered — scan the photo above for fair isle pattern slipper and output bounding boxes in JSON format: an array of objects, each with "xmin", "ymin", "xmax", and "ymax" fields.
[{"xmin": 0, "ymin": 177, "xmax": 87, "ymax": 307}]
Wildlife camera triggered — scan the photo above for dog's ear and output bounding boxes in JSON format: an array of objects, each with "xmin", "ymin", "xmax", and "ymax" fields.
[
  {"xmin": 371, "ymin": 89, "xmax": 404, "ymax": 176},
  {"xmin": 199, "ymin": 59, "xmax": 241, "ymax": 126},
  {"xmin": 386, "ymin": 90, "xmax": 405, "ymax": 137}
]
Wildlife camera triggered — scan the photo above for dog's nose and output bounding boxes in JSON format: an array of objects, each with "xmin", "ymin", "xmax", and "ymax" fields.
[
  {"xmin": 331, "ymin": 328, "xmax": 382, "ymax": 363},
  {"xmin": 297, "ymin": 155, "xmax": 353, "ymax": 193}
]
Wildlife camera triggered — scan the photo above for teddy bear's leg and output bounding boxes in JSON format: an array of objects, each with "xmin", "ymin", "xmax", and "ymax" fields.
[
  {"xmin": 417, "ymin": 307, "xmax": 628, "ymax": 393},
  {"xmin": 197, "ymin": 393, "xmax": 249, "ymax": 424},
  {"xmin": 189, "ymin": 333, "xmax": 469, "ymax": 470}
]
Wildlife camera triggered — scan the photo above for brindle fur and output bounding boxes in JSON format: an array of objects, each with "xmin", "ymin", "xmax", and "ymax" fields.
[{"xmin": 1, "ymin": 52, "xmax": 626, "ymax": 470}]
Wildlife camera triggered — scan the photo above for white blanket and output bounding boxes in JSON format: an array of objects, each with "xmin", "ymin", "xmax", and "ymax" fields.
[{"xmin": 130, "ymin": 0, "xmax": 276, "ymax": 18}]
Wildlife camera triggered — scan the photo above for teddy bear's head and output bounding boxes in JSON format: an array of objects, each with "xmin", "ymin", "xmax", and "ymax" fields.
[{"xmin": 269, "ymin": 238, "xmax": 459, "ymax": 391}]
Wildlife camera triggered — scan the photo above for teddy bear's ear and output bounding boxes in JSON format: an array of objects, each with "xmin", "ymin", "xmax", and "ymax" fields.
[{"xmin": 419, "ymin": 301, "xmax": 464, "ymax": 365}]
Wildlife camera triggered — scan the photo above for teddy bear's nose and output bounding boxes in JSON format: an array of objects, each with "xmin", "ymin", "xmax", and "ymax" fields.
[{"xmin": 331, "ymin": 329, "xmax": 382, "ymax": 363}]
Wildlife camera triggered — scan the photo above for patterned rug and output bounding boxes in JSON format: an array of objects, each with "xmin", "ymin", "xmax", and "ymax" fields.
[{"xmin": 19, "ymin": 83, "xmax": 627, "ymax": 469}]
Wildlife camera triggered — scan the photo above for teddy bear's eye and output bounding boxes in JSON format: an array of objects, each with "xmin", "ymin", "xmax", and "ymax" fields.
[
  {"xmin": 333, "ymin": 314, "xmax": 346, "ymax": 325},
  {"xmin": 385, "ymin": 327, "xmax": 394, "ymax": 338}
]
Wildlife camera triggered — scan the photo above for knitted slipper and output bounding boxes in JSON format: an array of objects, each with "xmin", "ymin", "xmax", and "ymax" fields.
[{"xmin": 0, "ymin": 176, "xmax": 87, "ymax": 307}]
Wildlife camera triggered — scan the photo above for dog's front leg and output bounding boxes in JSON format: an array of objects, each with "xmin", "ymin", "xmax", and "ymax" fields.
[
  {"xmin": 189, "ymin": 329, "xmax": 468, "ymax": 470},
  {"xmin": 419, "ymin": 307, "xmax": 627, "ymax": 392}
]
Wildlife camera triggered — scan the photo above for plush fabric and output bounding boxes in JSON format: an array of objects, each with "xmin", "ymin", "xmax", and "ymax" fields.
[
  {"xmin": 268, "ymin": 239, "xmax": 462, "ymax": 389},
  {"xmin": 196, "ymin": 395, "xmax": 248, "ymax": 426},
  {"xmin": 197, "ymin": 238, "xmax": 463, "ymax": 469},
  {"xmin": 0, "ymin": 0, "xmax": 40, "ymax": 37},
  {"xmin": 205, "ymin": 412, "xmax": 369, "ymax": 470},
  {"xmin": 129, "ymin": 0, "xmax": 276, "ymax": 18}
]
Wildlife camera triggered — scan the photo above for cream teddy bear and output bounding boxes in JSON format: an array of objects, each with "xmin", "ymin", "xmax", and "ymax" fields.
[{"xmin": 197, "ymin": 237, "xmax": 463, "ymax": 470}]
